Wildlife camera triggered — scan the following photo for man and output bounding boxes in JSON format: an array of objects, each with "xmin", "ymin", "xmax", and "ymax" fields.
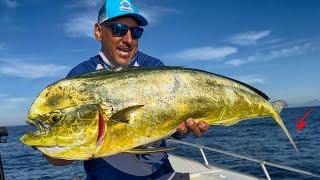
[{"xmin": 46, "ymin": 0, "xmax": 209, "ymax": 179}]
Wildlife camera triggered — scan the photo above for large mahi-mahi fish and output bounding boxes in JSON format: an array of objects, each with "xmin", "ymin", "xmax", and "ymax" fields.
[{"xmin": 20, "ymin": 67, "xmax": 297, "ymax": 160}]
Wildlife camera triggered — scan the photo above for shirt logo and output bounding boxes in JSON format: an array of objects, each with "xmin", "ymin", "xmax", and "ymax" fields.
[
  {"xmin": 119, "ymin": 0, "xmax": 134, "ymax": 12},
  {"xmin": 133, "ymin": 61, "xmax": 139, "ymax": 67},
  {"xmin": 96, "ymin": 64, "xmax": 104, "ymax": 70}
]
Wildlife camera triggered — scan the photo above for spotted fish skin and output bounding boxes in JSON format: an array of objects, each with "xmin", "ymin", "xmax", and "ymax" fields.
[{"xmin": 20, "ymin": 67, "xmax": 297, "ymax": 160}]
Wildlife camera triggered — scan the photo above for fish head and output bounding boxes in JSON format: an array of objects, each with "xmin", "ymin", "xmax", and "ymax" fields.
[
  {"xmin": 20, "ymin": 103, "xmax": 100, "ymax": 147},
  {"xmin": 20, "ymin": 80, "xmax": 103, "ymax": 150}
]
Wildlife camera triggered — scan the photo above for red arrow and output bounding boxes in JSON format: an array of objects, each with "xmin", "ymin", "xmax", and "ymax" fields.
[{"xmin": 296, "ymin": 109, "xmax": 313, "ymax": 131}]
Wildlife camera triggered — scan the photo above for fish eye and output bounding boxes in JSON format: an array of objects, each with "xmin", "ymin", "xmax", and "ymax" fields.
[
  {"xmin": 49, "ymin": 112, "xmax": 62, "ymax": 123},
  {"xmin": 52, "ymin": 116, "xmax": 60, "ymax": 122}
]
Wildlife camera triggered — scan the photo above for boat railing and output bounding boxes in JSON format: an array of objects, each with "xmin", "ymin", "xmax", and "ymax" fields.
[{"xmin": 167, "ymin": 139, "xmax": 320, "ymax": 180}]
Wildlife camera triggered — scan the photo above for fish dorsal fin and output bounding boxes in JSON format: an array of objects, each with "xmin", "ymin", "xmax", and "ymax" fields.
[
  {"xmin": 110, "ymin": 105, "xmax": 144, "ymax": 124},
  {"xmin": 126, "ymin": 146, "xmax": 176, "ymax": 154},
  {"xmin": 272, "ymin": 100, "xmax": 287, "ymax": 114}
]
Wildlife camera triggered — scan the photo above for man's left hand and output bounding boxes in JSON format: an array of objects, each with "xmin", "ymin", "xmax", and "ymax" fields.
[{"xmin": 175, "ymin": 118, "xmax": 209, "ymax": 138}]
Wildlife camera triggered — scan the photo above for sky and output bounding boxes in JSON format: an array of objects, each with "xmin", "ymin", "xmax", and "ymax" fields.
[{"xmin": 0, "ymin": 0, "xmax": 319, "ymax": 126}]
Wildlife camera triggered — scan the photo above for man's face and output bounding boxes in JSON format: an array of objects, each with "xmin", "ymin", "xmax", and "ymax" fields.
[{"xmin": 96, "ymin": 17, "xmax": 139, "ymax": 66}]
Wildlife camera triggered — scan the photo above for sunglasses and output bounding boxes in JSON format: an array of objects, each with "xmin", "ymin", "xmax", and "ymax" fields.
[{"xmin": 101, "ymin": 23, "xmax": 144, "ymax": 39}]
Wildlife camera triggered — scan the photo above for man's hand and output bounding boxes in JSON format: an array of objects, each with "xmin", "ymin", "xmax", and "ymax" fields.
[{"xmin": 173, "ymin": 118, "xmax": 209, "ymax": 139}]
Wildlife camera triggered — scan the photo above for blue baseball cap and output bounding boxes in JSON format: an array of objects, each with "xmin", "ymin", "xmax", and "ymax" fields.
[{"xmin": 98, "ymin": 0, "xmax": 148, "ymax": 26}]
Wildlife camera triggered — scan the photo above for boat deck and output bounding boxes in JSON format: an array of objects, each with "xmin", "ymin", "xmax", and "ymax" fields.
[
  {"xmin": 169, "ymin": 154, "xmax": 258, "ymax": 180},
  {"xmin": 167, "ymin": 139, "xmax": 320, "ymax": 180}
]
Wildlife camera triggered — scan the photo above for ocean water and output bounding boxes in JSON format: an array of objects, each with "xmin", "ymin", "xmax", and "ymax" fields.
[{"xmin": 1, "ymin": 106, "xmax": 319, "ymax": 179}]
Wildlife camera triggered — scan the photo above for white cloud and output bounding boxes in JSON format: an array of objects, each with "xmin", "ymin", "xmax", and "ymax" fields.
[
  {"xmin": 0, "ymin": 93, "xmax": 9, "ymax": 98},
  {"xmin": 139, "ymin": 6, "xmax": 180, "ymax": 26},
  {"xmin": 64, "ymin": 12, "xmax": 96, "ymax": 38},
  {"xmin": 63, "ymin": 1, "xmax": 179, "ymax": 38},
  {"xmin": 226, "ymin": 43, "xmax": 311, "ymax": 66},
  {"xmin": 235, "ymin": 74, "xmax": 265, "ymax": 84},
  {"xmin": 0, "ymin": 42, "xmax": 6, "ymax": 51},
  {"xmin": 2, "ymin": 0, "xmax": 19, "ymax": 8},
  {"xmin": 0, "ymin": 114, "xmax": 26, "ymax": 126},
  {"xmin": 5, "ymin": 97, "xmax": 27, "ymax": 103},
  {"xmin": 68, "ymin": 0, "xmax": 102, "ymax": 8},
  {"xmin": 63, "ymin": 0, "xmax": 103, "ymax": 38},
  {"xmin": 228, "ymin": 30, "xmax": 271, "ymax": 46},
  {"xmin": 225, "ymin": 59, "xmax": 248, "ymax": 66},
  {"xmin": 64, "ymin": 0, "xmax": 102, "ymax": 8},
  {"xmin": 0, "ymin": 61, "xmax": 69, "ymax": 79},
  {"xmin": 165, "ymin": 46, "xmax": 237, "ymax": 61},
  {"xmin": 0, "ymin": 96, "xmax": 29, "ymax": 126},
  {"xmin": 0, "ymin": 96, "xmax": 29, "ymax": 110},
  {"xmin": 263, "ymin": 43, "xmax": 310, "ymax": 60}
]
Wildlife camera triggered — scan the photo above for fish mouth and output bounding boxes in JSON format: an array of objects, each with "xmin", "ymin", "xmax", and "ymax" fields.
[{"xmin": 26, "ymin": 119, "xmax": 49, "ymax": 135}]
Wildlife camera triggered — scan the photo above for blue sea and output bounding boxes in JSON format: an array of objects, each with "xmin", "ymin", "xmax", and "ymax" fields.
[{"xmin": 1, "ymin": 106, "xmax": 320, "ymax": 179}]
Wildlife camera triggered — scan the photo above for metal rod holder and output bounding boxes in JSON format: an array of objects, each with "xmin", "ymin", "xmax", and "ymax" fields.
[
  {"xmin": 0, "ymin": 155, "xmax": 4, "ymax": 180},
  {"xmin": 0, "ymin": 126, "xmax": 8, "ymax": 180}
]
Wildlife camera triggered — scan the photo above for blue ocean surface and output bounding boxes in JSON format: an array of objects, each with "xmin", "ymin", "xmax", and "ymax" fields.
[{"xmin": 1, "ymin": 106, "xmax": 320, "ymax": 179}]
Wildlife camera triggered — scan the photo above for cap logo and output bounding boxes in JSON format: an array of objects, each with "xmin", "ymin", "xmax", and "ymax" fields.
[{"xmin": 119, "ymin": 0, "xmax": 134, "ymax": 12}]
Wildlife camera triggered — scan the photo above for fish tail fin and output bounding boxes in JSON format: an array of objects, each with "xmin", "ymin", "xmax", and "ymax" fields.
[
  {"xmin": 272, "ymin": 100, "xmax": 287, "ymax": 114},
  {"xmin": 271, "ymin": 100, "xmax": 299, "ymax": 152},
  {"xmin": 272, "ymin": 112, "xmax": 299, "ymax": 153}
]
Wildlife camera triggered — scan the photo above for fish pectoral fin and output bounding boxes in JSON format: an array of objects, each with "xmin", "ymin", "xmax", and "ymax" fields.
[
  {"xmin": 126, "ymin": 146, "xmax": 176, "ymax": 154},
  {"xmin": 110, "ymin": 105, "xmax": 144, "ymax": 124}
]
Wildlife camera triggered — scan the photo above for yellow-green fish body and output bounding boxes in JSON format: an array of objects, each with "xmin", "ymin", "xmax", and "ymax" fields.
[{"xmin": 20, "ymin": 67, "xmax": 296, "ymax": 160}]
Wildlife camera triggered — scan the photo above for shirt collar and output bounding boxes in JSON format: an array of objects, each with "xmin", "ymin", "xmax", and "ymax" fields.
[
  {"xmin": 98, "ymin": 51, "xmax": 139, "ymax": 69},
  {"xmin": 99, "ymin": 51, "xmax": 115, "ymax": 68}
]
